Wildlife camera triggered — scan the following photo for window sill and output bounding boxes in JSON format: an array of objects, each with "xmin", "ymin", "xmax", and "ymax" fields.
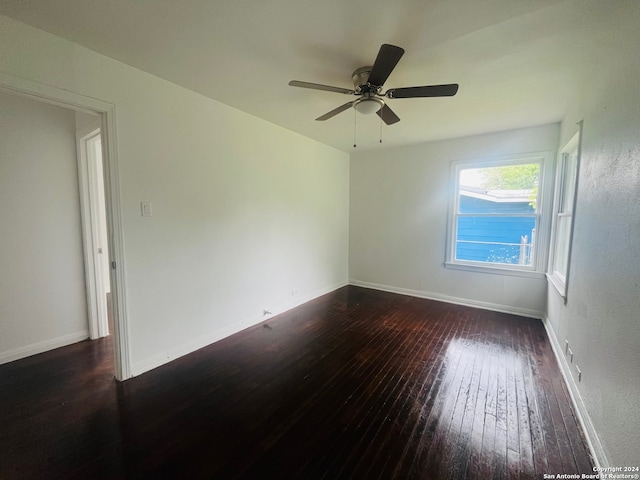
[
  {"xmin": 444, "ymin": 261, "xmax": 545, "ymax": 279},
  {"xmin": 546, "ymin": 273, "xmax": 567, "ymax": 301}
]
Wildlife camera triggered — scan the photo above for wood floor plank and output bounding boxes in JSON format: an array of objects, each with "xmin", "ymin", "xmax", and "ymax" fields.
[
  {"xmin": 518, "ymin": 320, "xmax": 551, "ymax": 476},
  {"xmin": 350, "ymin": 306, "xmax": 443, "ymax": 479},
  {"xmin": 323, "ymin": 309, "xmax": 432, "ymax": 479},
  {"xmin": 512, "ymin": 322, "xmax": 535, "ymax": 474},
  {"xmin": 525, "ymin": 322, "xmax": 566, "ymax": 473},
  {"xmin": 278, "ymin": 299, "xmax": 419, "ymax": 478},
  {"xmin": 226, "ymin": 294, "xmax": 410, "ymax": 479},
  {"xmin": 0, "ymin": 286, "xmax": 594, "ymax": 479},
  {"xmin": 410, "ymin": 309, "xmax": 475, "ymax": 477},
  {"xmin": 385, "ymin": 309, "xmax": 460, "ymax": 480},
  {"xmin": 447, "ymin": 313, "xmax": 485, "ymax": 480},
  {"xmin": 464, "ymin": 313, "xmax": 494, "ymax": 479},
  {"xmin": 550, "ymin": 373, "xmax": 594, "ymax": 472}
]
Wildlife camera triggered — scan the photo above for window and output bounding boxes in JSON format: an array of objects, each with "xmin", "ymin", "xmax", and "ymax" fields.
[
  {"xmin": 446, "ymin": 152, "xmax": 554, "ymax": 276},
  {"xmin": 548, "ymin": 130, "xmax": 581, "ymax": 298}
]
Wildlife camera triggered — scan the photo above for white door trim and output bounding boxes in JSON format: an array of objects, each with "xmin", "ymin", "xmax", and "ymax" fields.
[
  {"xmin": 0, "ymin": 72, "xmax": 132, "ymax": 380},
  {"xmin": 77, "ymin": 129, "xmax": 110, "ymax": 339}
]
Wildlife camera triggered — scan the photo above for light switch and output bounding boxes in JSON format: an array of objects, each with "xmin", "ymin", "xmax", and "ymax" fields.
[{"xmin": 141, "ymin": 201, "xmax": 153, "ymax": 217}]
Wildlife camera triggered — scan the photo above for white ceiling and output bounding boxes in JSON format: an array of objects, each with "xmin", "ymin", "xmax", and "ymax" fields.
[{"xmin": 0, "ymin": 0, "xmax": 626, "ymax": 152}]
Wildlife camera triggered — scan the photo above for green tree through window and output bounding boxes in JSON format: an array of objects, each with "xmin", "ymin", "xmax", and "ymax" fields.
[
  {"xmin": 479, "ymin": 164, "xmax": 540, "ymax": 190},
  {"xmin": 478, "ymin": 164, "xmax": 539, "ymax": 208}
]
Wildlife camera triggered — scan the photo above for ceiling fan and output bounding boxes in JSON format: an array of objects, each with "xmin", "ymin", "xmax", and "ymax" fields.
[{"xmin": 289, "ymin": 44, "xmax": 459, "ymax": 125}]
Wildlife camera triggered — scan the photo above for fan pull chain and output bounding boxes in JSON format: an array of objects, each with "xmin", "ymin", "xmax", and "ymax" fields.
[
  {"xmin": 353, "ymin": 108, "xmax": 357, "ymax": 148},
  {"xmin": 379, "ymin": 114, "xmax": 383, "ymax": 144}
]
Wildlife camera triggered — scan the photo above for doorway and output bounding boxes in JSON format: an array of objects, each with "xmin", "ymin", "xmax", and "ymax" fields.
[{"xmin": 0, "ymin": 72, "xmax": 130, "ymax": 380}]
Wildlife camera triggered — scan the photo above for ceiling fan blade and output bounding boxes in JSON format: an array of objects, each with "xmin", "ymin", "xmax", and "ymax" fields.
[
  {"xmin": 386, "ymin": 84, "xmax": 459, "ymax": 99},
  {"xmin": 367, "ymin": 44, "xmax": 405, "ymax": 87},
  {"xmin": 289, "ymin": 80, "xmax": 355, "ymax": 95},
  {"xmin": 376, "ymin": 104, "xmax": 401, "ymax": 125},
  {"xmin": 315, "ymin": 102, "xmax": 355, "ymax": 121}
]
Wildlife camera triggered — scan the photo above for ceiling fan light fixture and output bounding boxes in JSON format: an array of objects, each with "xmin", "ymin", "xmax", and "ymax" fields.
[{"xmin": 353, "ymin": 97, "xmax": 384, "ymax": 115}]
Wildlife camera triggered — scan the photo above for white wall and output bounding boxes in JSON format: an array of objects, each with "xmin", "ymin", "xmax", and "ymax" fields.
[
  {"xmin": 0, "ymin": 15, "xmax": 350, "ymax": 375},
  {"xmin": 0, "ymin": 90, "xmax": 88, "ymax": 363},
  {"xmin": 545, "ymin": 5, "xmax": 640, "ymax": 467},
  {"xmin": 349, "ymin": 124, "xmax": 559, "ymax": 317}
]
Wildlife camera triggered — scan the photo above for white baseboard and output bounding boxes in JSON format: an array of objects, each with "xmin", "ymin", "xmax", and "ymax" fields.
[
  {"xmin": 0, "ymin": 330, "xmax": 89, "ymax": 365},
  {"xmin": 542, "ymin": 316, "xmax": 609, "ymax": 469},
  {"xmin": 131, "ymin": 280, "xmax": 349, "ymax": 377},
  {"xmin": 349, "ymin": 279, "xmax": 544, "ymax": 319}
]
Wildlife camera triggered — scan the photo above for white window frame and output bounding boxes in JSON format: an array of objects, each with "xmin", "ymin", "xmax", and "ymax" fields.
[
  {"xmin": 547, "ymin": 128, "xmax": 581, "ymax": 300},
  {"xmin": 445, "ymin": 151, "xmax": 555, "ymax": 278}
]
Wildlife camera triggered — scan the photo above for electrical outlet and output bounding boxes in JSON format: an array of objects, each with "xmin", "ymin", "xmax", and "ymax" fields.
[
  {"xmin": 575, "ymin": 365, "xmax": 582, "ymax": 382},
  {"xmin": 568, "ymin": 348, "xmax": 574, "ymax": 363}
]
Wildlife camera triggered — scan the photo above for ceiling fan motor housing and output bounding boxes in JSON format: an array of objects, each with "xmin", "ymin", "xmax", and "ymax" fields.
[{"xmin": 352, "ymin": 66, "xmax": 380, "ymax": 94}]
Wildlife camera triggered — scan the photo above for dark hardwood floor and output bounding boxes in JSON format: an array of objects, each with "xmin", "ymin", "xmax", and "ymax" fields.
[{"xmin": 0, "ymin": 286, "xmax": 592, "ymax": 479}]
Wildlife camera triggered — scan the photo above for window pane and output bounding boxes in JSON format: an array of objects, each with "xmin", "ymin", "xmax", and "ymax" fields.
[
  {"xmin": 458, "ymin": 163, "xmax": 540, "ymax": 214},
  {"xmin": 456, "ymin": 216, "xmax": 536, "ymax": 265},
  {"xmin": 553, "ymin": 215, "xmax": 572, "ymax": 276},
  {"xmin": 560, "ymin": 150, "xmax": 578, "ymax": 213}
]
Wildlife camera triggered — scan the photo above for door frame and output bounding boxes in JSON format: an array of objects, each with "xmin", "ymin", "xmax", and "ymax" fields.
[
  {"xmin": 0, "ymin": 72, "xmax": 132, "ymax": 380},
  {"xmin": 78, "ymin": 128, "xmax": 110, "ymax": 340}
]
